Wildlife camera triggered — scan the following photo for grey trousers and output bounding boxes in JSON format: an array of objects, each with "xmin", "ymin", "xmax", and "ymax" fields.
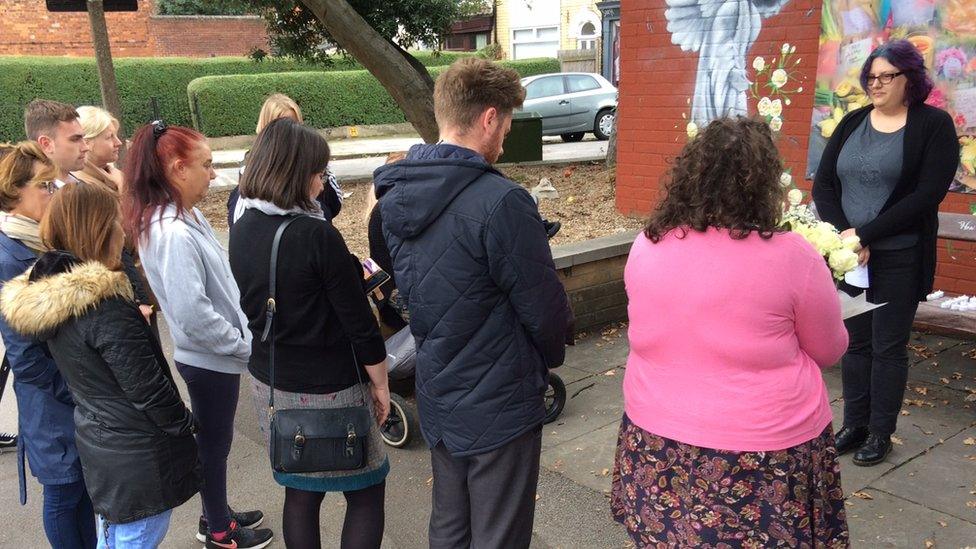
[{"xmin": 428, "ymin": 426, "xmax": 543, "ymax": 549}]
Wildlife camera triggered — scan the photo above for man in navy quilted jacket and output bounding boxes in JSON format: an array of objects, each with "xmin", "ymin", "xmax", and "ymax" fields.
[{"xmin": 374, "ymin": 58, "xmax": 573, "ymax": 548}]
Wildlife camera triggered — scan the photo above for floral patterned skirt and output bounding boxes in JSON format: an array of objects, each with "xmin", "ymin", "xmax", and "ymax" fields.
[{"xmin": 610, "ymin": 414, "xmax": 849, "ymax": 548}]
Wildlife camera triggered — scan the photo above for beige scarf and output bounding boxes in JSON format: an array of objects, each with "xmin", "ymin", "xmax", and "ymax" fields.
[{"xmin": 0, "ymin": 212, "xmax": 45, "ymax": 254}]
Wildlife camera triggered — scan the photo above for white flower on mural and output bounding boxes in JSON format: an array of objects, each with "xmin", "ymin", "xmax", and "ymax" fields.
[
  {"xmin": 664, "ymin": 0, "xmax": 792, "ymax": 126},
  {"xmin": 753, "ymin": 56, "xmax": 766, "ymax": 72},
  {"xmin": 770, "ymin": 68, "xmax": 789, "ymax": 89}
]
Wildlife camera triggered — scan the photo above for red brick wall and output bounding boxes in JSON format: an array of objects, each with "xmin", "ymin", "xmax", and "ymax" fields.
[
  {"xmin": 616, "ymin": 0, "xmax": 976, "ymax": 296},
  {"xmin": 0, "ymin": 0, "xmax": 268, "ymax": 57}
]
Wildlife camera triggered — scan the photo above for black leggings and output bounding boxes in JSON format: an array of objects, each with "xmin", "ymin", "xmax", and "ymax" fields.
[
  {"xmin": 282, "ymin": 482, "xmax": 385, "ymax": 549},
  {"xmin": 176, "ymin": 363, "xmax": 240, "ymax": 533}
]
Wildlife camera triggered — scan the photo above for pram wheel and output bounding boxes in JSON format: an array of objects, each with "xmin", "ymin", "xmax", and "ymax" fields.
[
  {"xmin": 543, "ymin": 373, "xmax": 566, "ymax": 424},
  {"xmin": 381, "ymin": 393, "xmax": 418, "ymax": 448}
]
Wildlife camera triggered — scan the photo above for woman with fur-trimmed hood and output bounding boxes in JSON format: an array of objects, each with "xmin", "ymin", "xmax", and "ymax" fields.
[{"xmin": 0, "ymin": 183, "xmax": 200, "ymax": 547}]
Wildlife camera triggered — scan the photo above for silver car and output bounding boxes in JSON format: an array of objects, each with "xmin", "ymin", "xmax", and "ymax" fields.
[{"xmin": 519, "ymin": 72, "xmax": 617, "ymax": 142}]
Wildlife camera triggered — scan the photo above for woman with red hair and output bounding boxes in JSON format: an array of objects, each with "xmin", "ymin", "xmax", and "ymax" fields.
[{"xmin": 124, "ymin": 121, "xmax": 273, "ymax": 549}]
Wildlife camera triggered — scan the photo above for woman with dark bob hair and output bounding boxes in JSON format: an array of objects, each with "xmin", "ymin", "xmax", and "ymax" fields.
[
  {"xmin": 611, "ymin": 117, "xmax": 850, "ymax": 546},
  {"xmin": 229, "ymin": 118, "xmax": 390, "ymax": 549},
  {"xmin": 812, "ymin": 39, "xmax": 960, "ymax": 466}
]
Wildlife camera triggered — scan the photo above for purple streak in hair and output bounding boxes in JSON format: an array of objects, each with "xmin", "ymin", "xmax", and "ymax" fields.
[{"xmin": 859, "ymin": 39, "xmax": 934, "ymax": 106}]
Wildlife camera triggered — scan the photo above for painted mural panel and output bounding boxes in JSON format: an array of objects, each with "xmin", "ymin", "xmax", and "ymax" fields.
[{"xmin": 806, "ymin": 0, "xmax": 976, "ymax": 194}]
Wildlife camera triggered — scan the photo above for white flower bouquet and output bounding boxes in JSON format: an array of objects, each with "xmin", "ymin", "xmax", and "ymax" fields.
[{"xmin": 780, "ymin": 191, "xmax": 860, "ymax": 280}]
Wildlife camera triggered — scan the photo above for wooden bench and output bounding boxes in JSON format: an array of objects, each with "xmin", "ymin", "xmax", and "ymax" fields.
[{"xmin": 914, "ymin": 212, "xmax": 976, "ymax": 338}]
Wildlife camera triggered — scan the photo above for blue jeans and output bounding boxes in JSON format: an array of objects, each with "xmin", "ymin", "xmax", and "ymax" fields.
[
  {"xmin": 42, "ymin": 481, "xmax": 97, "ymax": 549},
  {"xmin": 97, "ymin": 509, "xmax": 172, "ymax": 549}
]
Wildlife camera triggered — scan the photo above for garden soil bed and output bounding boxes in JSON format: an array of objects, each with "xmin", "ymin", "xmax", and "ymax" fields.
[{"xmin": 199, "ymin": 161, "xmax": 643, "ymax": 258}]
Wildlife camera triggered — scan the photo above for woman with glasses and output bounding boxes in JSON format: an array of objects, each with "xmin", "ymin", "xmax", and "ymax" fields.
[
  {"xmin": 124, "ymin": 122, "xmax": 273, "ymax": 549},
  {"xmin": 0, "ymin": 142, "xmax": 96, "ymax": 548},
  {"xmin": 813, "ymin": 39, "xmax": 960, "ymax": 466}
]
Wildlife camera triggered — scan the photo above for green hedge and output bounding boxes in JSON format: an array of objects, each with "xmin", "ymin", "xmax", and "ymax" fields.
[
  {"xmin": 187, "ymin": 58, "xmax": 561, "ymax": 137},
  {"xmin": 0, "ymin": 52, "xmax": 470, "ymax": 141}
]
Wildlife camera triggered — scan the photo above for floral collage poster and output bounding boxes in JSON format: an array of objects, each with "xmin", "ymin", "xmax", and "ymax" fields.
[{"xmin": 805, "ymin": 0, "xmax": 976, "ymax": 194}]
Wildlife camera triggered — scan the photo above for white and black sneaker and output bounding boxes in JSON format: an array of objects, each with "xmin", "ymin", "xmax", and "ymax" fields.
[
  {"xmin": 0, "ymin": 433, "xmax": 16, "ymax": 453},
  {"xmin": 196, "ymin": 509, "xmax": 265, "ymax": 542}
]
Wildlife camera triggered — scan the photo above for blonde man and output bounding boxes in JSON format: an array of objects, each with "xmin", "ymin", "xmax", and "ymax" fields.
[
  {"xmin": 72, "ymin": 106, "xmax": 124, "ymax": 192},
  {"xmin": 373, "ymin": 58, "xmax": 573, "ymax": 549}
]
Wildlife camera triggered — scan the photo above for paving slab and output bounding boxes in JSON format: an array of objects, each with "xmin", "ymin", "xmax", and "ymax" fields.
[
  {"xmin": 844, "ymin": 489, "xmax": 976, "ymax": 548},
  {"xmin": 563, "ymin": 333, "xmax": 629, "ymax": 374},
  {"xmin": 542, "ymin": 371, "xmax": 624, "ymax": 450},
  {"xmin": 533, "ymin": 468, "xmax": 631, "ymax": 549},
  {"xmin": 542, "ymin": 421, "xmax": 619, "ymax": 494}
]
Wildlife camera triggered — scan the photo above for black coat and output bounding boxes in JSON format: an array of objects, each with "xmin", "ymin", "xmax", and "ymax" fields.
[
  {"xmin": 0, "ymin": 253, "xmax": 200, "ymax": 523},
  {"xmin": 374, "ymin": 143, "xmax": 573, "ymax": 457},
  {"xmin": 812, "ymin": 103, "xmax": 960, "ymax": 300}
]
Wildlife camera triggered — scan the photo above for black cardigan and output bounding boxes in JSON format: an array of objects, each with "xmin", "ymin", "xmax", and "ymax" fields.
[
  {"xmin": 812, "ymin": 103, "xmax": 960, "ymax": 300},
  {"xmin": 228, "ymin": 211, "xmax": 386, "ymax": 393}
]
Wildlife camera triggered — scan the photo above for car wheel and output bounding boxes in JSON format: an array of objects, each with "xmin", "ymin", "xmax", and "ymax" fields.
[
  {"xmin": 594, "ymin": 109, "xmax": 615, "ymax": 140},
  {"xmin": 560, "ymin": 132, "xmax": 585, "ymax": 142}
]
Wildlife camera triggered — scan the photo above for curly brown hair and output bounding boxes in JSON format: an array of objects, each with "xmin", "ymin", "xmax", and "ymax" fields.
[{"xmin": 644, "ymin": 117, "xmax": 785, "ymax": 243}]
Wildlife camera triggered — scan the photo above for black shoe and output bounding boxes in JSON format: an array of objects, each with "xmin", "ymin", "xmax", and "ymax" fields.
[
  {"xmin": 197, "ymin": 509, "xmax": 265, "ymax": 542},
  {"xmin": 834, "ymin": 426, "xmax": 869, "ymax": 455},
  {"xmin": 203, "ymin": 520, "xmax": 273, "ymax": 549},
  {"xmin": 853, "ymin": 433, "xmax": 892, "ymax": 466},
  {"xmin": 543, "ymin": 219, "xmax": 561, "ymax": 239},
  {"xmin": 0, "ymin": 433, "xmax": 17, "ymax": 453}
]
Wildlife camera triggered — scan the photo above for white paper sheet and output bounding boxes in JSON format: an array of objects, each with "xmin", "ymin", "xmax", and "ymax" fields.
[
  {"xmin": 844, "ymin": 264, "xmax": 869, "ymax": 289},
  {"xmin": 838, "ymin": 290, "xmax": 885, "ymax": 320}
]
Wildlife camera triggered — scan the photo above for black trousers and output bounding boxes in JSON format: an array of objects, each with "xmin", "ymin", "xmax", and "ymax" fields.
[
  {"xmin": 428, "ymin": 426, "xmax": 542, "ymax": 549},
  {"xmin": 840, "ymin": 246, "xmax": 921, "ymax": 437}
]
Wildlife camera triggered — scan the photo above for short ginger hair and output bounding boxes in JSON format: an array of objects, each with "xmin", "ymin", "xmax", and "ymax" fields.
[
  {"xmin": 25, "ymin": 99, "xmax": 80, "ymax": 141},
  {"xmin": 433, "ymin": 58, "xmax": 526, "ymax": 132}
]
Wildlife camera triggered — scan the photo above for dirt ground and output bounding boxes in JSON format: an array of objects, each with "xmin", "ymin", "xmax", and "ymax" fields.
[{"xmin": 200, "ymin": 162, "xmax": 644, "ymax": 258}]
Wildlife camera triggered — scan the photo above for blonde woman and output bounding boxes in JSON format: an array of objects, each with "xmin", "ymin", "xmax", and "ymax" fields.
[
  {"xmin": 227, "ymin": 93, "xmax": 343, "ymax": 226},
  {"xmin": 72, "ymin": 106, "xmax": 123, "ymax": 192}
]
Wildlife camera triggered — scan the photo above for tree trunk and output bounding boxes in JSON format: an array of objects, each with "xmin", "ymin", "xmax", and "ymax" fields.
[
  {"xmin": 87, "ymin": 0, "xmax": 127, "ymax": 162},
  {"xmin": 299, "ymin": 0, "xmax": 440, "ymax": 143}
]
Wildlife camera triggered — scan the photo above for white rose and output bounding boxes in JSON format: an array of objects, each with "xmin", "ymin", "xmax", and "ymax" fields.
[
  {"xmin": 828, "ymin": 248, "xmax": 859, "ymax": 276},
  {"xmin": 686, "ymin": 121, "xmax": 699, "ymax": 139},
  {"xmin": 771, "ymin": 68, "xmax": 789, "ymax": 89},
  {"xmin": 787, "ymin": 188, "xmax": 803, "ymax": 205},
  {"xmin": 842, "ymin": 235, "xmax": 861, "ymax": 251},
  {"xmin": 757, "ymin": 96, "xmax": 772, "ymax": 116},
  {"xmin": 753, "ymin": 56, "xmax": 766, "ymax": 72},
  {"xmin": 769, "ymin": 99, "xmax": 783, "ymax": 117},
  {"xmin": 769, "ymin": 116, "xmax": 783, "ymax": 132},
  {"xmin": 780, "ymin": 172, "xmax": 793, "ymax": 187},
  {"xmin": 782, "ymin": 43, "xmax": 791, "ymax": 54},
  {"xmin": 796, "ymin": 86, "xmax": 803, "ymax": 93}
]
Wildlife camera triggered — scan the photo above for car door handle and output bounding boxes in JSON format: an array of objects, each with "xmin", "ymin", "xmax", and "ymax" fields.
[{"xmin": 558, "ymin": 100, "xmax": 570, "ymax": 105}]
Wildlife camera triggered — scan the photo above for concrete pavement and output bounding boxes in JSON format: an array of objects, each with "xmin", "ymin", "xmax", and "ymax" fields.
[
  {"xmin": 1, "ymin": 317, "xmax": 974, "ymax": 546},
  {"xmin": 211, "ymin": 135, "xmax": 609, "ymax": 189}
]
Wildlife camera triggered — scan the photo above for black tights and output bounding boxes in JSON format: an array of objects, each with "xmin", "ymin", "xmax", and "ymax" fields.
[{"xmin": 282, "ymin": 481, "xmax": 385, "ymax": 549}]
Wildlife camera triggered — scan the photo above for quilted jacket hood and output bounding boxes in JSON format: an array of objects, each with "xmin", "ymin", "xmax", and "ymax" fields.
[{"xmin": 373, "ymin": 143, "xmax": 501, "ymax": 240}]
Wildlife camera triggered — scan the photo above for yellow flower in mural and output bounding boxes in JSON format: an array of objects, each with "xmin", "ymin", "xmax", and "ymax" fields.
[
  {"xmin": 771, "ymin": 69, "xmax": 789, "ymax": 89},
  {"xmin": 819, "ymin": 118, "xmax": 839, "ymax": 138},
  {"xmin": 769, "ymin": 99, "xmax": 783, "ymax": 117},
  {"xmin": 835, "ymin": 81, "xmax": 854, "ymax": 97},
  {"xmin": 753, "ymin": 56, "xmax": 766, "ymax": 72},
  {"xmin": 686, "ymin": 121, "xmax": 699, "ymax": 139},
  {"xmin": 960, "ymin": 136, "xmax": 976, "ymax": 176},
  {"xmin": 757, "ymin": 97, "xmax": 772, "ymax": 116},
  {"xmin": 769, "ymin": 116, "xmax": 783, "ymax": 132}
]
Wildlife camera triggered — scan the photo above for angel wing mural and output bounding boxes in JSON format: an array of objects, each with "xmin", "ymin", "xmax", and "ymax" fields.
[{"xmin": 666, "ymin": 0, "xmax": 792, "ymax": 126}]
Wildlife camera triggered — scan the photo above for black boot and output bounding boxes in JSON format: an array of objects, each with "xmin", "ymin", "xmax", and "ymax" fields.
[
  {"xmin": 834, "ymin": 426, "xmax": 869, "ymax": 455},
  {"xmin": 853, "ymin": 433, "xmax": 892, "ymax": 466}
]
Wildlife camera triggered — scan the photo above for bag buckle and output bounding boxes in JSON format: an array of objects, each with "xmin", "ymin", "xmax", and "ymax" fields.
[
  {"xmin": 294, "ymin": 428, "xmax": 306, "ymax": 448},
  {"xmin": 346, "ymin": 423, "xmax": 356, "ymax": 457}
]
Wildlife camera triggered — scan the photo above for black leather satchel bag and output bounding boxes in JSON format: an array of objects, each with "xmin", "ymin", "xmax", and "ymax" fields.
[{"xmin": 264, "ymin": 216, "xmax": 371, "ymax": 473}]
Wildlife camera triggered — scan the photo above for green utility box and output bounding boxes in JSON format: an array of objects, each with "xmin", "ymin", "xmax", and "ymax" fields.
[{"xmin": 498, "ymin": 111, "xmax": 542, "ymax": 163}]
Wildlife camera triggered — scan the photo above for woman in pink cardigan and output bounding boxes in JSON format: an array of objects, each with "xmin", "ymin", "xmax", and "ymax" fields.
[{"xmin": 610, "ymin": 117, "xmax": 850, "ymax": 547}]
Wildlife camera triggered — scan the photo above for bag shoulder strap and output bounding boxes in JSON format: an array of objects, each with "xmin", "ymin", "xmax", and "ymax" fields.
[{"xmin": 263, "ymin": 215, "xmax": 303, "ymax": 412}]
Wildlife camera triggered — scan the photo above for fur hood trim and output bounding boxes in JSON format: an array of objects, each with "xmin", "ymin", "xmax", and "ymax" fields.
[{"xmin": 0, "ymin": 261, "xmax": 133, "ymax": 337}]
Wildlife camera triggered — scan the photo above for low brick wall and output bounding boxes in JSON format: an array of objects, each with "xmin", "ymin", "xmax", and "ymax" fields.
[{"xmin": 553, "ymin": 232, "xmax": 634, "ymax": 333}]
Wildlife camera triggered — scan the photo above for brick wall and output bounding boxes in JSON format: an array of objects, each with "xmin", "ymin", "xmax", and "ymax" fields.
[
  {"xmin": 0, "ymin": 0, "xmax": 268, "ymax": 57},
  {"xmin": 616, "ymin": 0, "xmax": 976, "ymax": 296}
]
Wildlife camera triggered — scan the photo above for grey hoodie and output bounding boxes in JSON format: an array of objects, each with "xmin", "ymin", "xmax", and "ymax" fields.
[{"xmin": 139, "ymin": 203, "xmax": 250, "ymax": 374}]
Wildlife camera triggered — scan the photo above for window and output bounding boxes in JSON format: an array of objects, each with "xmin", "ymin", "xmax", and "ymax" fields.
[
  {"xmin": 565, "ymin": 74, "xmax": 601, "ymax": 93},
  {"xmin": 511, "ymin": 26, "xmax": 559, "ymax": 60},
  {"xmin": 578, "ymin": 21, "xmax": 597, "ymax": 50},
  {"xmin": 525, "ymin": 76, "xmax": 565, "ymax": 100}
]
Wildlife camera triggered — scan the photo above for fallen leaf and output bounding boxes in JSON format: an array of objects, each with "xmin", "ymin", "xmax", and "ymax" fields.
[
  {"xmin": 604, "ymin": 370, "xmax": 616, "ymax": 376},
  {"xmin": 964, "ymin": 437, "xmax": 976, "ymax": 446},
  {"xmin": 600, "ymin": 468, "xmax": 610, "ymax": 477},
  {"xmin": 952, "ymin": 372, "xmax": 963, "ymax": 380},
  {"xmin": 940, "ymin": 377, "xmax": 950, "ymax": 384},
  {"xmin": 925, "ymin": 540, "xmax": 935, "ymax": 548},
  {"xmin": 937, "ymin": 520, "xmax": 948, "ymax": 527},
  {"xmin": 900, "ymin": 410, "xmax": 911, "ymax": 416},
  {"xmin": 535, "ymin": 494, "xmax": 541, "ymax": 501},
  {"xmin": 852, "ymin": 491, "xmax": 874, "ymax": 500},
  {"xmin": 966, "ymin": 394, "xmax": 976, "ymax": 402},
  {"xmin": 914, "ymin": 386, "xmax": 929, "ymax": 396},
  {"xmin": 967, "ymin": 501, "xmax": 976, "ymax": 508},
  {"xmin": 890, "ymin": 436, "xmax": 904, "ymax": 445}
]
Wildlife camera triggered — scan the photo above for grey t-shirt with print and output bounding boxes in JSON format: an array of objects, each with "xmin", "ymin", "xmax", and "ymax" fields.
[{"xmin": 836, "ymin": 116, "xmax": 917, "ymax": 250}]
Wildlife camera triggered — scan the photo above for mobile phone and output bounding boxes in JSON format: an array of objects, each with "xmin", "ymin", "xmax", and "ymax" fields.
[{"xmin": 362, "ymin": 258, "xmax": 391, "ymax": 294}]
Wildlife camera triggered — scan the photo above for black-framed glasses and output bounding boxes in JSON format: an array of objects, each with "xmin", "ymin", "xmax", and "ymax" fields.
[
  {"xmin": 151, "ymin": 119, "xmax": 168, "ymax": 140},
  {"xmin": 866, "ymin": 72, "xmax": 904, "ymax": 86},
  {"xmin": 34, "ymin": 180, "xmax": 57, "ymax": 195}
]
